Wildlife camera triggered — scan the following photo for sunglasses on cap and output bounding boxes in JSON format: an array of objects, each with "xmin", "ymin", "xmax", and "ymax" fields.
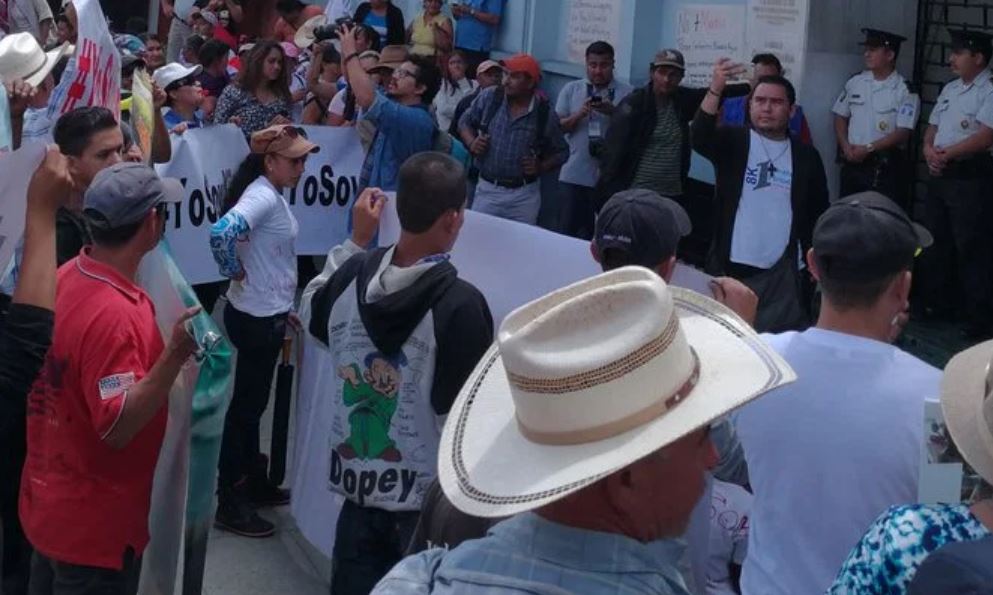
[
  {"xmin": 166, "ymin": 76, "xmax": 198, "ymax": 92},
  {"xmin": 264, "ymin": 125, "xmax": 309, "ymax": 153}
]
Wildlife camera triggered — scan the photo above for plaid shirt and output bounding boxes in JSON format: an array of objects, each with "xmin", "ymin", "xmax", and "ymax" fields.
[
  {"xmin": 458, "ymin": 87, "xmax": 568, "ymax": 181},
  {"xmin": 373, "ymin": 513, "xmax": 691, "ymax": 594}
]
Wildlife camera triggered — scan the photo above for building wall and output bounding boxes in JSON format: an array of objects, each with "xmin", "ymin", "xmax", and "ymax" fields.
[{"xmin": 394, "ymin": 0, "xmax": 920, "ymax": 197}]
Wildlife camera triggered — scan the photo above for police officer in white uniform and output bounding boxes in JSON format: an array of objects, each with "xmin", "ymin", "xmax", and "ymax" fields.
[
  {"xmin": 922, "ymin": 29, "xmax": 993, "ymax": 338},
  {"xmin": 833, "ymin": 29, "xmax": 920, "ymax": 210}
]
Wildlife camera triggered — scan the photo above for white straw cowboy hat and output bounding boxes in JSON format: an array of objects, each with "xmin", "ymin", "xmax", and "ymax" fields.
[
  {"xmin": 0, "ymin": 33, "xmax": 71, "ymax": 87},
  {"xmin": 941, "ymin": 340, "xmax": 993, "ymax": 485},
  {"xmin": 439, "ymin": 267, "xmax": 796, "ymax": 518},
  {"xmin": 294, "ymin": 14, "xmax": 329, "ymax": 49}
]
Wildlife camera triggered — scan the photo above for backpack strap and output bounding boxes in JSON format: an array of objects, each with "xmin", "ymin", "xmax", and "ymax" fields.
[
  {"xmin": 533, "ymin": 97, "xmax": 551, "ymax": 156},
  {"xmin": 480, "ymin": 87, "xmax": 505, "ymax": 134}
]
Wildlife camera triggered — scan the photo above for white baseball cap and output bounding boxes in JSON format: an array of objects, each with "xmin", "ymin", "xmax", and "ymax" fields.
[{"xmin": 152, "ymin": 62, "xmax": 202, "ymax": 90}]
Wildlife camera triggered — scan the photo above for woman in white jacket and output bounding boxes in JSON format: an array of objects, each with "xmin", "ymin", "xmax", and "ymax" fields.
[{"xmin": 432, "ymin": 51, "xmax": 477, "ymax": 132}]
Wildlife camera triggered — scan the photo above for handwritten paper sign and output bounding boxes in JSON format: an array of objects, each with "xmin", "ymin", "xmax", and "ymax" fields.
[
  {"xmin": 566, "ymin": 0, "xmax": 622, "ymax": 64},
  {"xmin": 746, "ymin": 0, "xmax": 809, "ymax": 93},
  {"xmin": 676, "ymin": 5, "xmax": 747, "ymax": 88}
]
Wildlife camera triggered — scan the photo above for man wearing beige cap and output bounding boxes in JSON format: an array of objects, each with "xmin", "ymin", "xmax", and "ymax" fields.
[
  {"xmin": 446, "ymin": 58, "xmax": 504, "ymax": 138},
  {"xmin": 373, "ymin": 267, "xmax": 795, "ymax": 594}
]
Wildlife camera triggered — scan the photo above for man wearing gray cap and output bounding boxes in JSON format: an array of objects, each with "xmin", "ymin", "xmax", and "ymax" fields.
[
  {"xmin": 733, "ymin": 191, "xmax": 941, "ymax": 595},
  {"xmin": 19, "ymin": 163, "xmax": 201, "ymax": 594}
]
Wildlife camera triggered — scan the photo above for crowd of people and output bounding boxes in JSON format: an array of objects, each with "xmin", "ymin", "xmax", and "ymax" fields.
[{"xmin": 3, "ymin": 1, "xmax": 993, "ymax": 595}]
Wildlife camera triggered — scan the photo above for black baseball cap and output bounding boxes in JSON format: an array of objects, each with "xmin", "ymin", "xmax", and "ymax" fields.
[
  {"xmin": 812, "ymin": 191, "xmax": 933, "ymax": 283},
  {"xmin": 594, "ymin": 189, "xmax": 691, "ymax": 269},
  {"xmin": 84, "ymin": 163, "xmax": 182, "ymax": 229},
  {"xmin": 860, "ymin": 28, "xmax": 907, "ymax": 50}
]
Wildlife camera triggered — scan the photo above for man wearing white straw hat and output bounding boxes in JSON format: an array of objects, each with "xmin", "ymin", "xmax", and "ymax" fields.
[
  {"xmin": 0, "ymin": 32, "xmax": 71, "ymax": 148},
  {"xmin": 734, "ymin": 191, "xmax": 941, "ymax": 595},
  {"xmin": 373, "ymin": 266, "xmax": 796, "ymax": 594}
]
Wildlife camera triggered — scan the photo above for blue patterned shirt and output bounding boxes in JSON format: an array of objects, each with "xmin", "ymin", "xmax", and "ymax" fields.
[
  {"xmin": 828, "ymin": 504, "xmax": 992, "ymax": 594},
  {"xmin": 373, "ymin": 512, "xmax": 691, "ymax": 594}
]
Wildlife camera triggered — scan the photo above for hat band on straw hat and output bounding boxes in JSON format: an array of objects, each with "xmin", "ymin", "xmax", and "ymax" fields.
[
  {"xmin": 508, "ymin": 316, "xmax": 680, "ymax": 395},
  {"xmin": 517, "ymin": 350, "xmax": 700, "ymax": 446}
]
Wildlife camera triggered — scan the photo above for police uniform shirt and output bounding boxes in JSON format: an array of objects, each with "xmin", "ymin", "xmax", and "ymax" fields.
[
  {"xmin": 832, "ymin": 70, "xmax": 920, "ymax": 145},
  {"xmin": 929, "ymin": 72, "xmax": 993, "ymax": 149}
]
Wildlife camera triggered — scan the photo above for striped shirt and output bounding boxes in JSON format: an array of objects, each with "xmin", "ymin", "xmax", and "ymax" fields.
[
  {"xmin": 632, "ymin": 100, "xmax": 684, "ymax": 197},
  {"xmin": 373, "ymin": 512, "xmax": 691, "ymax": 594}
]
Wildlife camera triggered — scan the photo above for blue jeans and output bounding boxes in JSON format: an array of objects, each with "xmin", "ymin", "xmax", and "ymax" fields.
[{"xmin": 330, "ymin": 500, "xmax": 420, "ymax": 595}]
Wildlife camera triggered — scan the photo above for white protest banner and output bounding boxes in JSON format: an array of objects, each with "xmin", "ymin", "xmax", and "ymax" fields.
[
  {"xmin": 157, "ymin": 125, "xmax": 248, "ymax": 285},
  {"xmin": 158, "ymin": 125, "xmax": 365, "ymax": 284},
  {"xmin": 0, "ymin": 144, "xmax": 46, "ymax": 277},
  {"xmin": 47, "ymin": 0, "xmax": 120, "ymax": 120},
  {"xmin": 746, "ymin": 0, "xmax": 809, "ymax": 93},
  {"xmin": 286, "ymin": 126, "xmax": 364, "ymax": 255},
  {"xmin": 291, "ymin": 202, "xmax": 718, "ymax": 555},
  {"xmin": 676, "ymin": 5, "xmax": 747, "ymax": 88},
  {"xmin": 566, "ymin": 0, "xmax": 622, "ymax": 65},
  {"xmin": 290, "ymin": 330, "xmax": 345, "ymax": 558}
]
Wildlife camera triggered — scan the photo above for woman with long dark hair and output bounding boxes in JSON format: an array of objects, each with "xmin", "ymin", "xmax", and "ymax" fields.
[
  {"xmin": 212, "ymin": 41, "xmax": 293, "ymax": 138},
  {"xmin": 432, "ymin": 50, "xmax": 477, "ymax": 132},
  {"xmin": 209, "ymin": 125, "xmax": 318, "ymax": 537}
]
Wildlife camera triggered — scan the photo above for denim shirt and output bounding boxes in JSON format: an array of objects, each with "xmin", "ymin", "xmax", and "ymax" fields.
[
  {"xmin": 373, "ymin": 513, "xmax": 691, "ymax": 594},
  {"xmin": 360, "ymin": 91, "xmax": 436, "ymax": 191}
]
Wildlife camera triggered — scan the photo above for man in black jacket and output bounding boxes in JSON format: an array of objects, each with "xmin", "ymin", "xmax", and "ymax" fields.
[
  {"xmin": 692, "ymin": 59, "xmax": 829, "ymax": 333},
  {"xmin": 595, "ymin": 49, "xmax": 748, "ymax": 213}
]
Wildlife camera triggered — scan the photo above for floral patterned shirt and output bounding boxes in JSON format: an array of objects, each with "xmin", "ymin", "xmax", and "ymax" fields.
[
  {"xmin": 211, "ymin": 84, "xmax": 290, "ymax": 139},
  {"xmin": 827, "ymin": 504, "xmax": 992, "ymax": 594}
]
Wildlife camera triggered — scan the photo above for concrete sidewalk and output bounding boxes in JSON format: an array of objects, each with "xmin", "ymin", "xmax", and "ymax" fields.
[
  {"xmin": 202, "ymin": 298, "xmax": 332, "ymax": 594},
  {"xmin": 203, "ymin": 506, "xmax": 330, "ymax": 595}
]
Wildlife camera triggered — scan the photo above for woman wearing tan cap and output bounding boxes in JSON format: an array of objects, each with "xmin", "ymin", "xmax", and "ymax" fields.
[{"xmin": 208, "ymin": 124, "xmax": 318, "ymax": 538}]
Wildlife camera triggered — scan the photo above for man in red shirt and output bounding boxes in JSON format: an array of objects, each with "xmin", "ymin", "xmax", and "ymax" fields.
[{"xmin": 21, "ymin": 162, "xmax": 201, "ymax": 594}]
